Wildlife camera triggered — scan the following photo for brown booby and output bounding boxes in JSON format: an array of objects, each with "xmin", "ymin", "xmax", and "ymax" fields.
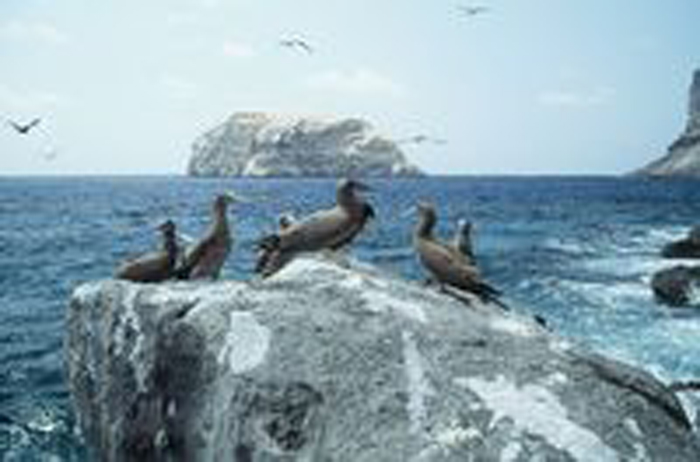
[
  {"xmin": 280, "ymin": 37, "xmax": 314, "ymax": 54},
  {"xmin": 413, "ymin": 202, "xmax": 503, "ymax": 306},
  {"xmin": 452, "ymin": 218, "xmax": 476, "ymax": 264},
  {"xmin": 175, "ymin": 193, "xmax": 234, "ymax": 280},
  {"xmin": 256, "ymin": 179, "xmax": 374, "ymax": 277},
  {"xmin": 7, "ymin": 118, "xmax": 41, "ymax": 135},
  {"xmin": 115, "ymin": 220, "xmax": 178, "ymax": 283}
]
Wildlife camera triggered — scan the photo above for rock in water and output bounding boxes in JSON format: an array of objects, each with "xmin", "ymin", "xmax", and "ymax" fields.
[
  {"xmin": 67, "ymin": 256, "xmax": 700, "ymax": 461},
  {"xmin": 651, "ymin": 265, "xmax": 700, "ymax": 307},
  {"xmin": 187, "ymin": 112, "xmax": 422, "ymax": 177},
  {"xmin": 636, "ymin": 69, "xmax": 700, "ymax": 177},
  {"xmin": 662, "ymin": 225, "xmax": 700, "ymax": 259}
]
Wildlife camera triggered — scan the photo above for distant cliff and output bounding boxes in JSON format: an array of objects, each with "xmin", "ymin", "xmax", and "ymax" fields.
[
  {"xmin": 636, "ymin": 69, "xmax": 700, "ymax": 177},
  {"xmin": 187, "ymin": 112, "xmax": 422, "ymax": 177}
]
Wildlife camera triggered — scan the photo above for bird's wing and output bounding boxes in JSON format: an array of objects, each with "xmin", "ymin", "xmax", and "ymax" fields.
[
  {"xmin": 418, "ymin": 239, "xmax": 483, "ymax": 287},
  {"xmin": 279, "ymin": 207, "xmax": 349, "ymax": 251},
  {"xmin": 28, "ymin": 118, "xmax": 41, "ymax": 129},
  {"xmin": 7, "ymin": 120, "xmax": 22, "ymax": 132},
  {"xmin": 297, "ymin": 40, "xmax": 313, "ymax": 53}
]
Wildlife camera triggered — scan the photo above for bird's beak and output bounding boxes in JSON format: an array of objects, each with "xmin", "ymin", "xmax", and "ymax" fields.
[
  {"xmin": 352, "ymin": 181, "xmax": 373, "ymax": 193},
  {"xmin": 223, "ymin": 191, "xmax": 253, "ymax": 204}
]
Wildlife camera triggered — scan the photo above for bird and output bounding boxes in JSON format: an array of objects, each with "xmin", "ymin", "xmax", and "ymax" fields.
[
  {"xmin": 280, "ymin": 37, "xmax": 314, "ymax": 54},
  {"xmin": 457, "ymin": 4, "xmax": 489, "ymax": 16},
  {"xmin": 413, "ymin": 202, "xmax": 503, "ymax": 306},
  {"xmin": 278, "ymin": 213, "xmax": 296, "ymax": 230},
  {"xmin": 174, "ymin": 193, "xmax": 235, "ymax": 280},
  {"xmin": 7, "ymin": 117, "xmax": 41, "ymax": 135},
  {"xmin": 397, "ymin": 134, "xmax": 447, "ymax": 146},
  {"xmin": 256, "ymin": 179, "xmax": 375, "ymax": 277},
  {"xmin": 115, "ymin": 220, "xmax": 179, "ymax": 283},
  {"xmin": 452, "ymin": 218, "xmax": 476, "ymax": 264}
]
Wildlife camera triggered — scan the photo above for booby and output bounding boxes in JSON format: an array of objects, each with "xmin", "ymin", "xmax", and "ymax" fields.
[
  {"xmin": 256, "ymin": 179, "xmax": 374, "ymax": 277},
  {"xmin": 115, "ymin": 220, "xmax": 178, "ymax": 283},
  {"xmin": 280, "ymin": 37, "xmax": 314, "ymax": 54},
  {"xmin": 175, "ymin": 193, "xmax": 234, "ymax": 280},
  {"xmin": 413, "ymin": 202, "xmax": 502, "ymax": 305},
  {"xmin": 7, "ymin": 117, "xmax": 41, "ymax": 135},
  {"xmin": 452, "ymin": 218, "xmax": 476, "ymax": 264}
]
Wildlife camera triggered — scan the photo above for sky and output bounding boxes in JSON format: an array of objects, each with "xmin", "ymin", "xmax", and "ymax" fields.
[{"xmin": 0, "ymin": 0, "xmax": 699, "ymax": 175}]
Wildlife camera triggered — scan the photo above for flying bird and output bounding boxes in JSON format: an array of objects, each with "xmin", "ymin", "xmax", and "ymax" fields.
[
  {"xmin": 457, "ymin": 4, "xmax": 489, "ymax": 16},
  {"xmin": 7, "ymin": 118, "xmax": 41, "ymax": 135},
  {"xmin": 398, "ymin": 134, "xmax": 447, "ymax": 146},
  {"xmin": 280, "ymin": 37, "xmax": 314, "ymax": 54}
]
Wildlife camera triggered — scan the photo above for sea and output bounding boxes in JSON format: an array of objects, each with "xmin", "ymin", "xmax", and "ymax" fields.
[{"xmin": 2, "ymin": 175, "xmax": 700, "ymax": 460}]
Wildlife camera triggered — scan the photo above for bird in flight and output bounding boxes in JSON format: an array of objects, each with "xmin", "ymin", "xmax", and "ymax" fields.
[
  {"xmin": 7, "ymin": 117, "xmax": 41, "ymax": 135},
  {"xmin": 398, "ymin": 134, "xmax": 448, "ymax": 146},
  {"xmin": 457, "ymin": 4, "xmax": 489, "ymax": 17},
  {"xmin": 280, "ymin": 37, "xmax": 314, "ymax": 54}
]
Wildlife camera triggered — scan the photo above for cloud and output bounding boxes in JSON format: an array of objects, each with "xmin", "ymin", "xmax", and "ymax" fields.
[
  {"xmin": 161, "ymin": 75, "xmax": 200, "ymax": 100},
  {"xmin": 538, "ymin": 86, "xmax": 615, "ymax": 109},
  {"xmin": 0, "ymin": 20, "xmax": 68, "ymax": 44},
  {"xmin": 222, "ymin": 40, "xmax": 255, "ymax": 58},
  {"xmin": 306, "ymin": 68, "xmax": 406, "ymax": 98},
  {"xmin": 0, "ymin": 83, "xmax": 66, "ymax": 113}
]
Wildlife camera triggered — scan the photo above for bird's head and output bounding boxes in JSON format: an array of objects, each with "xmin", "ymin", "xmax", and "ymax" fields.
[
  {"xmin": 157, "ymin": 219, "xmax": 176, "ymax": 236},
  {"xmin": 415, "ymin": 202, "xmax": 437, "ymax": 235}
]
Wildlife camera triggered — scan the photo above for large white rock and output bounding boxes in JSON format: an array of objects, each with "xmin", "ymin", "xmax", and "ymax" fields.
[
  {"xmin": 66, "ymin": 256, "xmax": 700, "ymax": 461},
  {"xmin": 637, "ymin": 69, "xmax": 700, "ymax": 177},
  {"xmin": 187, "ymin": 112, "xmax": 422, "ymax": 178}
]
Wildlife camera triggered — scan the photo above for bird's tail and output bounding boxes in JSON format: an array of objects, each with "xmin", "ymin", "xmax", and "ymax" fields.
[
  {"xmin": 255, "ymin": 234, "xmax": 282, "ymax": 276},
  {"xmin": 472, "ymin": 281, "xmax": 510, "ymax": 311}
]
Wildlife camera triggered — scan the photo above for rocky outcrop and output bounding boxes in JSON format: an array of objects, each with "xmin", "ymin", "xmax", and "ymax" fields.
[
  {"xmin": 187, "ymin": 112, "xmax": 422, "ymax": 177},
  {"xmin": 651, "ymin": 265, "xmax": 700, "ymax": 307},
  {"xmin": 662, "ymin": 226, "xmax": 700, "ymax": 259},
  {"xmin": 636, "ymin": 69, "xmax": 700, "ymax": 177},
  {"xmin": 67, "ymin": 256, "xmax": 700, "ymax": 461}
]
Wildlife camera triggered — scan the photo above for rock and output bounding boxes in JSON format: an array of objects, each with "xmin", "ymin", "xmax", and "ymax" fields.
[
  {"xmin": 187, "ymin": 112, "xmax": 422, "ymax": 178},
  {"xmin": 636, "ymin": 69, "xmax": 700, "ymax": 178},
  {"xmin": 662, "ymin": 226, "xmax": 700, "ymax": 259},
  {"xmin": 651, "ymin": 265, "xmax": 700, "ymax": 307},
  {"xmin": 67, "ymin": 256, "xmax": 700, "ymax": 461}
]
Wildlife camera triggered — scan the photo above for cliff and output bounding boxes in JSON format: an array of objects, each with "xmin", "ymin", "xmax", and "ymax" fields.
[
  {"xmin": 66, "ymin": 256, "xmax": 700, "ymax": 461},
  {"xmin": 187, "ymin": 112, "xmax": 422, "ymax": 177},
  {"xmin": 636, "ymin": 69, "xmax": 700, "ymax": 177}
]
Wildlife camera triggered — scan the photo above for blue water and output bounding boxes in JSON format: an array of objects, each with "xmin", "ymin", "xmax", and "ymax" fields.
[{"xmin": 2, "ymin": 175, "xmax": 700, "ymax": 459}]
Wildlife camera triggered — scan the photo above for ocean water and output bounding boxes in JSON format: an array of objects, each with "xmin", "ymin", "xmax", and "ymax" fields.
[{"xmin": 2, "ymin": 175, "xmax": 700, "ymax": 459}]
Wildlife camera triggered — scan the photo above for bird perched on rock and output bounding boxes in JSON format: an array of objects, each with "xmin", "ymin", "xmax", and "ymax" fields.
[
  {"xmin": 7, "ymin": 117, "xmax": 41, "ymax": 135},
  {"xmin": 413, "ymin": 202, "xmax": 503, "ymax": 307},
  {"xmin": 175, "ymin": 193, "xmax": 235, "ymax": 280},
  {"xmin": 256, "ymin": 179, "xmax": 375, "ymax": 277},
  {"xmin": 115, "ymin": 220, "xmax": 179, "ymax": 283},
  {"xmin": 452, "ymin": 218, "xmax": 476, "ymax": 265}
]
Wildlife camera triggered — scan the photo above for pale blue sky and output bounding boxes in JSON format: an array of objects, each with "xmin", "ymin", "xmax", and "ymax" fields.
[{"xmin": 0, "ymin": 0, "xmax": 698, "ymax": 175}]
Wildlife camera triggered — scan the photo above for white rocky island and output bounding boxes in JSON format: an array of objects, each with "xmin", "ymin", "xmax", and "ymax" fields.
[
  {"xmin": 66, "ymin": 256, "xmax": 700, "ymax": 461},
  {"xmin": 187, "ymin": 112, "xmax": 422, "ymax": 178},
  {"xmin": 636, "ymin": 69, "xmax": 700, "ymax": 177}
]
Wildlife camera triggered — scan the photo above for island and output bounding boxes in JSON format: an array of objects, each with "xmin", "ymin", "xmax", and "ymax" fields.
[
  {"xmin": 187, "ymin": 112, "xmax": 423, "ymax": 178},
  {"xmin": 635, "ymin": 69, "xmax": 700, "ymax": 177}
]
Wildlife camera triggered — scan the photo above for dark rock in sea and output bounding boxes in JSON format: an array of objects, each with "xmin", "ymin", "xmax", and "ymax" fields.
[
  {"xmin": 651, "ymin": 265, "xmax": 700, "ymax": 307},
  {"xmin": 636, "ymin": 69, "xmax": 700, "ymax": 178},
  {"xmin": 662, "ymin": 226, "xmax": 700, "ymax": 259},
  {"xmin": 67, "ymin": 256, "xmax": 700, "ymax": 461},
  {"xmin": 187, "ymin": 112, "xmax": 422, "ymax": 178}
]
